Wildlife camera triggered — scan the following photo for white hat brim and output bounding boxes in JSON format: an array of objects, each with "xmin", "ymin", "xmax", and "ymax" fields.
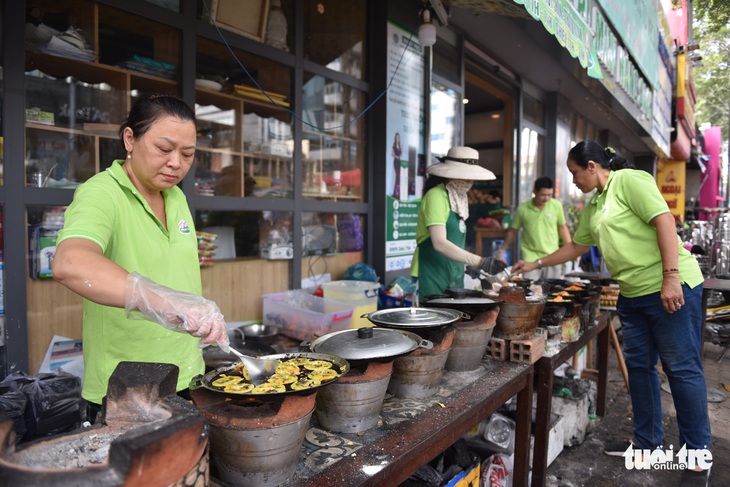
[{"xmin": 427, "ymin": 161, "xmax": 496, "ymax": 181}]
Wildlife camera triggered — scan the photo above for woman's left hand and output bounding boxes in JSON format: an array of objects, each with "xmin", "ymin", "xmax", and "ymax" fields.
[{"xmin": 661, "ymin": 273, "xmax": 684, "ymax": 313}]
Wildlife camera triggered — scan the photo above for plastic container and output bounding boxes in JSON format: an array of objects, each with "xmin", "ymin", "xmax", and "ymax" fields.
[
  {"xmin": 321, "ymin": 281, "xmax": 381, "ymax": 328},
  {"xmin": 378, "ymin": 289, "xmax": 415, "ymax": 310},
  {"xmin": 262, "ymin": 290, "xmax": 355, "ymax": 340}
]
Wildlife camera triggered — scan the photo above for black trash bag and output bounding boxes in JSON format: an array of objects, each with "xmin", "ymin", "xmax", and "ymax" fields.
[
  {"xmin": 0, "ymin": 370, "xmax": 85, "ymax": 442},
  {"xmin": 0, "ymin": 391, "xmax": 28, "ymax": 442},
  {"xmin": 400, "ymin": 463, "xmax": 441, "ymax": 487},
  {"xmin": 442, "ymin": 438, "xmax": 473, "ymax": 470}
]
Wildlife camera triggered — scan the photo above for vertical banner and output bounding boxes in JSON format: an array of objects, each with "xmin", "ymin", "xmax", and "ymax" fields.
[
  {"xmin": 385, "ymin": 21, "xmax": 425, "ymax": 272},
  {"xmin": 657, "ymin": 160, "xmax": 686, "ymax": 223}
]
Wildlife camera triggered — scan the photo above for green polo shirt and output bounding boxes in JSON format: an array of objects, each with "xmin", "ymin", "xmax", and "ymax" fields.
[
  {"xmin": 511, "ymin": 198, "xmax": 567, "ymax": 261},
  {"xmin": 57, "ymin": 160, "xmax": 204, "ymax": 404},
  {"xmin": 573, "ymin": 169, "xmax": 702, "ymax": 297},
  {"xmin": 411, "ymin": 184, "xmax": 450, "ymax": 278}
]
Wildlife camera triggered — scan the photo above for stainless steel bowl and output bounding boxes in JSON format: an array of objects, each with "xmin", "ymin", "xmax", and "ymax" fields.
[{"xmin": 237, "ymin": 322, "xmax": 281, "ymax": 341}]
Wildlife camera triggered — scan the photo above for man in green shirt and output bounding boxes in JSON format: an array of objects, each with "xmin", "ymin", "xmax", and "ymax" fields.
[{"xmin": 496, "ymin": 177, "xmax": 571, "ymax": 280}]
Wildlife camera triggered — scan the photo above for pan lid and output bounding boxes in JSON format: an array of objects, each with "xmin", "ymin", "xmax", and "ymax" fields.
[
  {"xmin": 425, "ymin": 297, "xmax": 500, "ymax": 306},
  {"xmin": 308, "ymin": 327, "xmax": 422, "ymax": 361},
  {"xmin": 365, "ymin": 307, "xmax": 461, "ymax": 328}
]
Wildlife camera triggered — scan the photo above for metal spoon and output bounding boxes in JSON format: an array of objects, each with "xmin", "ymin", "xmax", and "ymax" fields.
[{"xmin": 227, "ymin": 346, "xmax": 282, "ymax": 382}]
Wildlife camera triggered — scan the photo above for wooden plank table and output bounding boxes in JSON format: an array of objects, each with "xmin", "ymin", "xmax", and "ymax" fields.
[
  {"xmin": 274, "ymin": 359, "xmax": 534, "ymax": 487},
  {"xmin": 531, "ymin": 311, "xmax": 611, "ymax": 487}
]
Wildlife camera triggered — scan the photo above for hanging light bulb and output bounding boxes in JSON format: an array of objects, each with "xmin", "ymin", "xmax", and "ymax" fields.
[{"xmin": 418, "ymin": 8, "xmax": 437, "ymax": 47}]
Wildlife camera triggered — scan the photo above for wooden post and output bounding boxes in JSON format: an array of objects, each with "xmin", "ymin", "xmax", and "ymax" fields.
[{"xmin": 609, "ymin": 320, "xmax": 630, "ymax": 392}]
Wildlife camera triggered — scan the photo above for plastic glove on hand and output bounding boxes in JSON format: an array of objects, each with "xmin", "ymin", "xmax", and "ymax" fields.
[
  {"xmin": 494, "ymin": 249, "xmax": 507, "ymax": 262},
  {"xmin": 479, "ymin": 256, "xmax": 508, "ymax": 276},
  {"xmin": 125, "ymin": 272, "xmax": 230, "ymax": 350}
]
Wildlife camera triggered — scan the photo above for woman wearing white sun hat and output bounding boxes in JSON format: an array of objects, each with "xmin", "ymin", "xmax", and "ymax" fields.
[{"xmin": 411, "ymin": 146, "xmax": 506, "ymax": 299}]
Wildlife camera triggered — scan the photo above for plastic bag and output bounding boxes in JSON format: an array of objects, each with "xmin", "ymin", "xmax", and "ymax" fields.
[
  {"xmin": 342, "ymin": 263, "xmax": 378, "ymax": 283},
  {"xmin": 0, "ymin": 370, "xmax": 84, "ymax": 442},
  {"xmin": 481, "ymin": 453, "xmax": 512, "ymax": 487},
  {"xmin": 338, "ymin": 213, "xmax": 364, "ymax": 252},
  {"xmin": 0, "ymin": 391, "xmax": 28, "ymax": 443}
]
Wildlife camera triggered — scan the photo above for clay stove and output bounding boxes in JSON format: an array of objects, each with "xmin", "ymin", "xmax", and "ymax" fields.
[
  {"xmin": 387, "ymin": 325, "xmax": 454, "ymax": 398},
  {"xmin": 0, "ymin": 362, "xmax": 209, "ymax": 487},
  {"xmin": 190, "ymin": 386, "xmax": 316, "ymax": 487}
]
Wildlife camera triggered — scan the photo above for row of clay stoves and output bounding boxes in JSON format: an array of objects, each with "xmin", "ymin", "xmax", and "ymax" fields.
[{"xmin": 0, "ymin": 307, "xmax": 501, "ymax": 487}]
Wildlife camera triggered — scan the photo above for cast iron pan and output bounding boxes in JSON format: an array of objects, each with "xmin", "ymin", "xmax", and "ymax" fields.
[{"xmin": 191, "ymin": 352, "xmax": 350, "ymax": 399}]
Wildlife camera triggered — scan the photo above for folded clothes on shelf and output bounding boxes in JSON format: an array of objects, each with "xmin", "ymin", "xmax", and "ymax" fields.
[{"xmin": 118, "ymin": 54, "xmax": 177, "ymax": 79}]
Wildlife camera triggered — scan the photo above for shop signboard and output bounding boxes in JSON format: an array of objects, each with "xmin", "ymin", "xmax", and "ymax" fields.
[
  {"xmin": 592, "ymin": 7, "xmax": 653, "ymax": 134},
  {"xmin": 596, "ymin": 0, "xmax": 659, "ymax": 89},
  {"xmin": 670, "ymin": 53, "xmax": 694, "ymax": 161},
  {"xmin": 651, "ymin": 12, "xmax": 674, "ymax": 159},
  {"xmin": 385, "ymin": 20, "xmax": 425, "ymax": 272},
  {"xmin": 656, "ymin": 160, "xmax": 686, "ymax": 223}
]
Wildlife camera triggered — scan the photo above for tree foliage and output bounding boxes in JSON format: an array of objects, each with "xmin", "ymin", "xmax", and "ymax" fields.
[
  {"xmin": 692, "ymin": 6, "xmax": 730, "ymax": 140},
  {"xmin": 693, "ymin": 0, "xmax": 730, "ymax": 33}
]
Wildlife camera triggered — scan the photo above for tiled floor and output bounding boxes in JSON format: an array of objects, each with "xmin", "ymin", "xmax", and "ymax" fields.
[{"xmin": 544, "ymin": 316, "xmax": 728, "ymax": 486}]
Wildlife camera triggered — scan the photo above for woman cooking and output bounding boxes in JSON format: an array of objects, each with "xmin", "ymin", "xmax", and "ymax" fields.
[
  {"xmin": 512, "ymin": 141, "xmax": 711, "ymax": 485},
  {"xmin": 411, "ymin": 146, "xmax": 506, "ymax": 299},
  {"xmin": 53, "ymin": 94, "xmax": 229, "ymax": 419}
]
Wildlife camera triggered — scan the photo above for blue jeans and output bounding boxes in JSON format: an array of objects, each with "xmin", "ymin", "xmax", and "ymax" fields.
[{"xmin": 616, "ymin": 283, "xmax": 711, "ymax": 451}]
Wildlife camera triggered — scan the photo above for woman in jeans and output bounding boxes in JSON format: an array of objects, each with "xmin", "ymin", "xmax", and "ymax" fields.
[{"xmin": 512, "ymin": 141, "xmax": 711, "ymax": 486}]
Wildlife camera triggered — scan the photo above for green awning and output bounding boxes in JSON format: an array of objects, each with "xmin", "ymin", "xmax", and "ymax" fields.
[{"xmin": 512, "ymin": 0, "xmax": 603, "ymax": 79}]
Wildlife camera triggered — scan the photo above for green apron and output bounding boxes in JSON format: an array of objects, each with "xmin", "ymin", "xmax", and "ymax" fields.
[{"xmin": 417, "ymin": 209, "xmax": 466, "ymax": 298}]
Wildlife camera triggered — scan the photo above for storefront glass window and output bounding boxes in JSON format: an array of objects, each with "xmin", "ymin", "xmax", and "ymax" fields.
[
  {"xmin": 196, "ymin": 209, "xmax": 293, "ymax": 261},
  {"xmin": 302, "ymin": 74, "xmax": 365, "ymax": 202},
  {"xmin": 523, "ymin": 94, "xmax": 545, "ymax": 128},
  {"xmin": 195, "ymin": 37, "xmax": 293, "ymax": 198},
  {"xmin": 301, "ymin": 211, "xmax": 366, "ymax": 285},
  {"xmin": 431, "ymin": 82, "xmax": 461, "ymax": 158},
  {"xmin": 518, "ymin": 127, "xmax": 543, "ymax": 205},
  {"xmin": 303, "ymin": 0, "xmax": 365, "ymax": 80}
]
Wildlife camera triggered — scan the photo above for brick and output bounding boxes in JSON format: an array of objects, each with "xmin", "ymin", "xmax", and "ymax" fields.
[
  {"xmin": 486, "ymin": 337, "xmax": 508, "ymax": 361},
  {"xmin": 510, "ymin": 334, "xmax": 545, "ymax": 364}
]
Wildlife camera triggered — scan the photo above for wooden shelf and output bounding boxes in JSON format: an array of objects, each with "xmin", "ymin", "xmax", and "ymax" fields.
[{"xmin": 25, "ymin": 123, "xmax": 118, "ymax": 138}]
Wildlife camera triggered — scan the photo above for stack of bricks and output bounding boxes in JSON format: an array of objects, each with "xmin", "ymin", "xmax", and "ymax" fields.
[
  {"xmin": 485, "ymin": 337, "xmax": 508, "ymax": 361},
  {"xmin": 486, "ymin": 334, "xmax": 545, "ymax": 364}
]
